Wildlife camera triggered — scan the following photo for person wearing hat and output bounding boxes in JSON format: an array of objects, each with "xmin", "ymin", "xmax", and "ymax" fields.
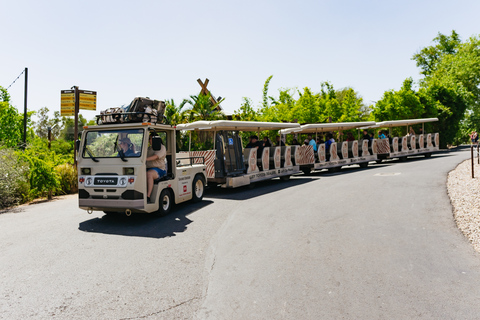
[
  {"xmin": 118, "ymin": 137, "xmax": 136, "ymax": 157},
  {"xmin": 146, "ymin": 133, "xmax": 166, "ymax": 203}
]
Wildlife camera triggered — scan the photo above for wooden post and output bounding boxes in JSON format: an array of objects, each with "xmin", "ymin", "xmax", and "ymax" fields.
[{"xmin": 471, "ymin": 145, "xmax": 474, "ymax": 179}]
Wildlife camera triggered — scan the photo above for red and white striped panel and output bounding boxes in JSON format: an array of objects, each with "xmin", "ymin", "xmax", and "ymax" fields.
[
  {"xmin": 392, "ymin": 137, "xmax": 398, "ymax": 152},
  {"xmin": 262, "ymin": 148, "xmax": 270, "ymax": 171},
  {"xmin": 188, "ymin": 150, "xmax": 216, "ymax": 178},
  {"xmin": 377, "ymin": 139, "xmax": 390, "ymax": 154},
  {"xmin": 274, "ymin": 147, "xmax": 281, "ymax": 169},
  {"xmin": 247, "ymin": 148, "xmax": 259, "ymax": 173},
  {"xmin": 352, "ymin": 141, "xmax": 358, "ymax": 158},
  {"xmin": 418, "ymin": 135, "xmax": 424, "ymax": 148},
  {"xmin": 401, "ymin": 137, "xmax": 408, "ymax": 152},
  {"xmin": 434, "ymin": 133, "xmax": 439, "ymax": 147},
  {"xmin": 330, "ymin": 143, "xmax": 339, "ymax": 161},
  {"xmin": 318, "ymin": 144, "xmax": 326, "ymax": 162},
  {"xmin": 427, "ymin": 134, "xmax": 433, "ymax": 148},
  {"xmin": 295, "ymin": 145, "xmax": 315, "ymax": 165},
  {"xmin": 284, "ymin": 146, "xmax": 293, "ymax": 167},
  {"xmin": 410, "ymin": 136, "xmax": 416, "ymax": 150},
  {"xmin": 342, "ymin": 142, "xmax": 348, "ymax": 159},
  {"xmin": 362, "ymin": 140, "xmax": 370, "ymax": 157}
]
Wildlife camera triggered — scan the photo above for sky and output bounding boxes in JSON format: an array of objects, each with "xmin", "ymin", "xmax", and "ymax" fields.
[{"xmin": 1, "ymin": 0, "xmax": 480, "ymax": 122}]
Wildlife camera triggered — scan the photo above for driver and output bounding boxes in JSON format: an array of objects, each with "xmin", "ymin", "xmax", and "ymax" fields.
[
  {"xmin": 146, "ymin": 133, "xmax": 166, "ymax": 203},
  {"xmin": 118, "ymin": 137, "xmax": 136, "ymax": 156}
]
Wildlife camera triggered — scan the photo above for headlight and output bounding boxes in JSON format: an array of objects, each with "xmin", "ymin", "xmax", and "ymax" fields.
[
  {"xmin": 119, "ymin": 177, "xmax": 127, "ymax": 186},
  {"xmin": 85, "ymin": 177, "xmax": 93, "ymax": 186},
  {"xmin": 81, "ymin": 168, "xmax": 91, "ymax": 175}
]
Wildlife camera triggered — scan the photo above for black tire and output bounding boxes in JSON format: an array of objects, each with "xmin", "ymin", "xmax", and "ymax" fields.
[
  {"xmin": 375, "ymin": 159, "xmax": 383, "ymax": 164},
  {"xmin": 359, "ymin": 162, "xmax": 368, "ymax": 168},
  {"xmin": 155, "ymin": 189, "xmax": 172, "ymax": 217},
  {"xmin": 424, "ymin": 153, "xmax": 432, "ymax": 158},
  {"xmin": 103, "ymin": 211, "xmax": 119, "ymax": 216},
  {"xmin": 280, "ymin": 175, "xmax": 291, "ymax": 181},
  {"xmin": 400, "ymin": 156, "xmax": 407, "ymax": 162},
  {"xmin": 301, "ymin": 168, "xmax": 311, "ymax": 175},
  {"xmin": 192, "ymin": 175, "xmax": 205, "ymax": 202}
]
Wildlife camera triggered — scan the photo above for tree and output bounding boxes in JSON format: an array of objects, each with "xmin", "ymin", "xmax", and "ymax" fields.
[
  {"xmin": 413, "ymin": 31, "xmax": 480, "ymax": 146},
  {"xmin": 372, "ymin": 78, "xmax": 425, "ymax": 121},
  {"xmin": 34, "ymin": 107, "xmax": 63, "ymax": 139},
  {"xmin": 0, "ymin": 86, "xmax": 27, "ymax": 148},
  {"xmin": 185, "ymin": 93, "xmax": 224, "ymax": 122},
  {"xmin": 164, "ymin": 99, "xmax": 187, "ymax": 125},
  {"xmin": 233, "ymin": 97, "xmax": 258, "ymax": 121}
]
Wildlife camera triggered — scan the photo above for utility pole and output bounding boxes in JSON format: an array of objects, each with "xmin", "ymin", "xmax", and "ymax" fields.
[
  {"xmin": 23, "ymin": 67, "xmax": 28, "ymax": 148},
  {"xmin": 73, "ymin": 86, "xmax": 79, "ymax": 165}
]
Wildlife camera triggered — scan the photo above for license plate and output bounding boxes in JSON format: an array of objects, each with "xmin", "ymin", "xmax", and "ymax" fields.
[{"xmin": 94, "ymin": 177, "xmax": 118, "ymax": 185}]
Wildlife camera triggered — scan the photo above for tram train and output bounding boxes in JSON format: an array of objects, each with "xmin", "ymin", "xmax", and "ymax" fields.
[
  {"xmin": 177, "ymin": 118, "xmax": 439, "ymax": 188},
  {"xmin": 77, "ymin": 117, "xmax": 439, "ymax": 216}
]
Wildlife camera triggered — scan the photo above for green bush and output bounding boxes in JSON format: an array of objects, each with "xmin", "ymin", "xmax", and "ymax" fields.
[
  {"xmin": 0, "ymin": 148, "xmax": 30, "ymax": 209},
  {"xmin": 55, "ymin": 163, "xmax": 77, "ymax": 195},
  {"xmin": 18, "ymin": 151, "xmax": 59, "ymax": 199}
]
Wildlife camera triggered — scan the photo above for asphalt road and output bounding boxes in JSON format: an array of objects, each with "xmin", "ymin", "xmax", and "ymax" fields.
[{"xmin": 1, "ymin": 147, "xmax": 480, "ymax": 319}]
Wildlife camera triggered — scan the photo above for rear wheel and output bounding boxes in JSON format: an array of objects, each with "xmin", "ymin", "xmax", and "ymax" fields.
[
  {"xmin": 301, "ymin": 168, "xmax": 311, "ymax": 175},
  {"xmin": 399, "ymin": 156, "xmax": 407, "ymax": 162},
  {"xmin": 375, "ymin": 159, "xmax": 383, "ymax": 164},
  {"xmin": 155, "ymin": 189, "xmax": 172, "ymax": 217},
  {"xmin": 192, "ymin": 175, "xmax": 205, "ymax": 202},
  {"xmin": 359, "ymin": 162, "xmax": 369, "ymax": 168},
  {"xmin": 280, "ymin": 175, "xmax": 291, "ymax": 181},
  {"xmin": 424, "ymin": 153, "xmax": 432, "ymax": 158}
]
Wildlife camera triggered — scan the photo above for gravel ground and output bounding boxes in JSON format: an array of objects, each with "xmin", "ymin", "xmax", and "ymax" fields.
[{"xmin": 448, "ymin": 157, "xmax": 480, "ymax": 253}]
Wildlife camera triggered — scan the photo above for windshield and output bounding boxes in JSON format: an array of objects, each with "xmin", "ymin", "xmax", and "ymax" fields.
[{"xmin": 83, "ymin": 129, "xmax": 144, "ymax": 158}]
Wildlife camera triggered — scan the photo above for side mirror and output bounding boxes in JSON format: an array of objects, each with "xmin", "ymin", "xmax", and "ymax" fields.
[
  {"xmin": 76, "ymin": 140, "xmax": 81, "ymax": 151},
  {"xmin": 152, "ymin": 136, "xmax": 163, "ymax": 151}
]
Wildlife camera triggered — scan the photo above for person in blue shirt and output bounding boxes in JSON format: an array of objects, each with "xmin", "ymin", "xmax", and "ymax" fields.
[
  {"xmin": 378, "ymin": 130, "xmax": 387, "ymax": 139},
  {"xmin": 325, "ymin": 133, "xmax": 335, "ymax": 161},
  {"xmin": 308, "ymin": 134, "xmax": 317, "ymax": 152}
]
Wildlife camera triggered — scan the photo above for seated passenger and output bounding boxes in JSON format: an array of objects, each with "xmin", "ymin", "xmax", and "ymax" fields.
[
  {"xmin": 263, "ymin": 136, "xmax": 272, "ymax": 147},
  {"xmin": 146, "ymin": 133, "xmax": 167, "ymax": 203},
  {"xmin": 325, "ymin": 133, "xmax": 335, "ymax": 161},
  {"xmin": 346, "ymin": 132, "xmax": 354, "ymax": 142},
  {"xmin": 118, "ymin": 137, "xmax": 136, "ymax": 157},
  {"xmin": 308, "ymin": 134, "xmax": 317, "ymax": 151},
  {"xmin": 275, "ymin": 135, "xmax": 285, "ymax": 147},
  {"xmin": 362, "ymin": 130, "xmax": 370, "ymax": 141},
  {"xmin": 246, "ymin": 135, "xmax": 263, "ymax": 158},
  {"xmin": 291, "ymin": 138, "xmax": 300, "ymax": 145},
  {"xmin": 378, "ymin": 130, "xmax": 387, "ymax": 139}
]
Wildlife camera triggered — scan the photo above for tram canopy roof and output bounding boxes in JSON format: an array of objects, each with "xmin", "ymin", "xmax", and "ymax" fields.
[
  {"xmin": 279, "ymin": 121, "xmax": 376, "ymax": 134},
  {"xmin": 176, "ymin": 120, "xmax": 301, "ymax": 132},
  {"xmin": 358, "ymin": 118, "xmax": 439, "ymax": 130}
]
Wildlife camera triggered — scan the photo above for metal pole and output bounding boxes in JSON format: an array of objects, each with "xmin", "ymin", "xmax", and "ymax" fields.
[
  {"xmin": 23, "ymin": 67, "xmax": 28, "ymax": 148},
  {"xmin": 74, "ymin": 86, "xmax": 79, "ymax": 165},
  {"xmin": 471, "ymin": 146, "xmax": 474, "ymax": 179},
  {"xmin": 477, "ymin": 144, "xmax": 479, "ymax": 165}
]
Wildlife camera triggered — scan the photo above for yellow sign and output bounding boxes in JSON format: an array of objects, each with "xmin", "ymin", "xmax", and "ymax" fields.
[
  {"xmin": 61, "ymin": 90, "xmax": 75, "ymax": 116},
  {"xmin": 79, "ymin": 91, "xmax": 96, "ymax": 111},
  {"xmin": 60, "ymin": 89, "xmax": 97, "ymax": 116}
]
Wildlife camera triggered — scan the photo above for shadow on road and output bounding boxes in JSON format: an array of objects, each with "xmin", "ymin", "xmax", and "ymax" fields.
[
  {"xmin": 78, "ymin": 200, "xmax": 213, "ymax": 239},
  {"xmin": 205, "ymin": 177, "xmax": 318, "ymax": 200}
]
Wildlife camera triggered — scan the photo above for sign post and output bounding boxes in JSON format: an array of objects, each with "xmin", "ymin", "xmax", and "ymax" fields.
[{"xmin": 60, "ymin": 88, "xmax": 97, "ymax": 165}]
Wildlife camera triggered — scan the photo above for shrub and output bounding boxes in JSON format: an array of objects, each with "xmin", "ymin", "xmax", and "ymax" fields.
[
  {"xmin": 0, "ymin": 148, "xmax": 30, "ymax": 209},
  {"xmin": 18, "ymin": 151, "xmax": 59, "ymax": 199},
  {"xmin": 55, "ymin": 163, "xmax": 77, "ymax": 194}
]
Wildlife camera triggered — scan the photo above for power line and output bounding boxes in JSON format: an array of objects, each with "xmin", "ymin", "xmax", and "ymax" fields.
[{"xmin": 6, "ymin": 69, "xmax": 25, "ymax": 90}]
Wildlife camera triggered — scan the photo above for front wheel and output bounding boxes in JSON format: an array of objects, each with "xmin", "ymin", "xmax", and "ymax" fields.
[
  {"xmin": 424, "ymin": 153, "xmax": 432, "ymax": 158},
  {"xmin": 192, "ymin": 175, "xmax": 205, "ymax": 202},
  {"xmin": 155, "ymin": 189, "xmax": 172, "ymax": 217},
  {"xmin": 280, "ymin": 175, "xmax": 291, "ymax": 181}
]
